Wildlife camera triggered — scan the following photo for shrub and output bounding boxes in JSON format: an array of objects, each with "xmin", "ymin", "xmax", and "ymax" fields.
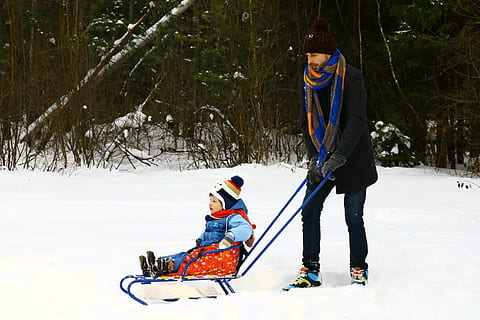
[{"xmin": 371, "ymin": 121, "xmax": 420, "ymax": 167}]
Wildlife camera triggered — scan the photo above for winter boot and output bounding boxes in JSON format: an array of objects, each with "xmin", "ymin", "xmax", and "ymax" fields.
[
  {"xmin": 149, "ymin": 257, "xmax": 174, "ymax": 279},
  {"xmin": 139, "ymin": 255, "xmax": 150, "ymax": 276},
  {"xmin": 282, "ymin": 267, "xmax": 322, "ymax": 291},
  {"xmin": 146, "ymin": 251, "xmax": 161, "ymax": 278},
  {"xmin": 157, "ymin": 257, "xmax": 174, "ymax": 275},
  {"xmin": 350, "ymin": 267, "xmax": 368, "ymax": 285},
  {"xmin": 146, "ymin": 251, "xmax": 174, "ymax": 279}
]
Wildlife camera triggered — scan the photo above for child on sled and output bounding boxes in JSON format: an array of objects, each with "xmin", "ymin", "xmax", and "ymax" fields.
[{"xmin": 139, "ymin": 175, "xmax": 255, "ymax": 278}]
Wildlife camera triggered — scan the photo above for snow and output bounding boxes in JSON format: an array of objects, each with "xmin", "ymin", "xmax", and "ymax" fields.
[
  {"xmin": 234, "ymin": 71, "xmax": 246, "ymax": 79},
  {"xmin": 113, "ymin": 110, "xmax": 147, "ymax": 129},
  {"xmin": 1, "ymin": 164, "xmax": 479, "ymax": 319}
]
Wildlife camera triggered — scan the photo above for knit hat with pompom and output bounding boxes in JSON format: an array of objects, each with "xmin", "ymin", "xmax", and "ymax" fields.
[
  {"xmin": 303, "ymin": 18, "xmax": 337, "ymax": 55},
  {"xmin": 210, "ymin": 176, "xmax": 244, "ymax": 210}
]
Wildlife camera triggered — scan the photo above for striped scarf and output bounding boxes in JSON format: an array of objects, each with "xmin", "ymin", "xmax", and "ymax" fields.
[
  {"xmin": 304, "ymin": 49, "xmax": 346, "ymax": 167},
  {"xmin": 211, "ymin": 208, "xmax": 256, "ymax": 229}
]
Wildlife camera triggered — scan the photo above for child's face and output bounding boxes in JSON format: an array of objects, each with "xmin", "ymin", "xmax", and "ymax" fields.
[{"xmin": 209, "ymin": 195, "xmax": 223, "ymax": 213}]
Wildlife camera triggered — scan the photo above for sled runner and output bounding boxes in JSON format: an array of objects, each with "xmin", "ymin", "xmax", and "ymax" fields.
[
  {"xmin": 120, "ymin": 243, "xmax": 245, "ymax": 305},
  {"xmin": 120, "ymin": 173, "xmax": 332, "ymax": 305}
]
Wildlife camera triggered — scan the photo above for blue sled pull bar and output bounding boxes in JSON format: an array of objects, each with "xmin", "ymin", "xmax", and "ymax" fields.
[
  {"xmin": 246, "ymin": 178, "xmax": 307, "ymax": 258},
  {"xmin": 240, "ymin": 172, "xmax": 331, "ymax": 277}
]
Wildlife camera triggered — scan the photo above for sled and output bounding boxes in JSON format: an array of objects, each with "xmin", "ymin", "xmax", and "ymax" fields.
[
  {"xmin": 120, "ymin": 173, "xmax": 332, "ymax": 305},
  {"xmin": 120, "ymin": 243, "xmax": 245, "ymax": 305}
]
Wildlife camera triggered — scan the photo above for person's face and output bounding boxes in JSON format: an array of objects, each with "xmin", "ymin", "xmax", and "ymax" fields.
[
  {"xmin": 209, "ymin": 195, "xmax": 223, "ymax": 213},
  {"xmin": 306, "ymin": 53, "xmax": 331, "ymax": 71}
]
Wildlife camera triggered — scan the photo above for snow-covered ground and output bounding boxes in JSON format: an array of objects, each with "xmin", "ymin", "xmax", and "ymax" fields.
[{"xmin": 1, "ymin": 164, "xmax": 479, "ymax": 319}]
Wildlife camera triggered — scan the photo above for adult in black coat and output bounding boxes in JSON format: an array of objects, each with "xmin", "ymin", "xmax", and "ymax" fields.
[
  {"xmin": 300, "ymin": 64, "xmax": 378, "ymax": 194},
  {"xmin": 284, "ymin": 18, "xmax": 377, "ymax": 291}
]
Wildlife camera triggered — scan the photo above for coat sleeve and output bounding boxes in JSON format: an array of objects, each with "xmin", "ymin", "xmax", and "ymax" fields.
[
  {"xmin": 337, "ymin": 67, "xmax": 368, "ymax": 157},
  {"xmin": 227, "ymin": 214, "xmax": 253, "ymax": 242},
  {"xmin": 197, "ymin": 231, "xmax": 205, "ymax": 243}
]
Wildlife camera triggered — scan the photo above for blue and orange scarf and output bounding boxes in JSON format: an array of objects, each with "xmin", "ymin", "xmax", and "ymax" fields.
[{"xmin": 304, "ymin": 49, "xmax": 346, "ymax": 167}]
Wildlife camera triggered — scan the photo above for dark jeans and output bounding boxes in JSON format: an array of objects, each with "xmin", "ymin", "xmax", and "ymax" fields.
[{"xmin": 302, "ymin": 180, "xmax": 369, "ymax": 271}]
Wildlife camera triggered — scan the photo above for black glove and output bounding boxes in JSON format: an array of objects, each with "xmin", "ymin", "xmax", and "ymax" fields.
[
  {"xmin": 195, "ymin": 239, "xmax": 202, "ymax": 247},
  {"xmin": 306, "ymin": 157, "xmax": 322, "ymax": 185},
  {"xmin": 321, "ymin": 152, "xmax": 347, "ymax": 180}
]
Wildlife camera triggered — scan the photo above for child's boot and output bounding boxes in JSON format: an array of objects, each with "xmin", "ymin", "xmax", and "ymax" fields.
[
  {"xmin": 157, "ymin": 257, "xmax": 174, "ymax": 276},
  {"xmin": 139, "ymin": 255, "xmax": 149, "ymax": 276},
  {"xmin": 146, "ymin": 251, "xmax": 161, "ymax": 278}
]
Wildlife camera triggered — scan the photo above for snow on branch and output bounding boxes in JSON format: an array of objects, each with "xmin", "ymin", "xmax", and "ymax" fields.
[
  {"xmin": 196, "ymin": 105, "xmax": 239, "ymax": 136},
  {"xmin": 20, "ymin": 0, "xmax": 196, "ymax": 144}
]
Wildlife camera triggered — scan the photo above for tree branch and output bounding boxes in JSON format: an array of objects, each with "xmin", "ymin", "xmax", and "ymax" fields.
[
  {"xmin": 20, "ymin": 0, "xmax": 196, "ymax": 144},
  {"xmin": 375, "ymin": 0, "xmax": 424, "ymax": 129}
]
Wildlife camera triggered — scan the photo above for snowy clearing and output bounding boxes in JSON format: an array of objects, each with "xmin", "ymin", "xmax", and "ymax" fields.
[{"xmin": 1, "ymin": 165, "xmax": 479, "ymax": 319}]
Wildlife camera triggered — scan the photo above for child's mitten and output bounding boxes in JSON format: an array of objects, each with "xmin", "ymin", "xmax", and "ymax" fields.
[{"xmin": 219, "ymin": 232, "xmax": 235, "ymax": 249}]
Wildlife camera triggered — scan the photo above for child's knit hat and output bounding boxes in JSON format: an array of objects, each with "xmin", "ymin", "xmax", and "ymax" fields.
[{"xmin": 210, "ymin": 176, "xmax": 244, "ymax": 210}]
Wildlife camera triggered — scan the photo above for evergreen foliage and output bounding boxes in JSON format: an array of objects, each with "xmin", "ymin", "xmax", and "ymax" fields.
[
  {"xmin": 371, "ymin": 121, "xmax": 420, "ymax": 167},
  {"xmin": 0, "ymin": 0, "xmax": 478, "ymax": 174}
]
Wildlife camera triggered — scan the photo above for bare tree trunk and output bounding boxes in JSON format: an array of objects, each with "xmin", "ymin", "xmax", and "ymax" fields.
[
  {"xmin": 375, "ymin": 0, "xmax": 423, "ymax": 130},
  {"xmin": 20, "ymin": 0, "xmax": 196, "ymax": 144},
  {"xmin": 357, "ymin": 0, "xmax": 363, "ymax": 71},
  {"xmin": 436, "ymin": 118, "xmax": 448, "ymax": 168}
]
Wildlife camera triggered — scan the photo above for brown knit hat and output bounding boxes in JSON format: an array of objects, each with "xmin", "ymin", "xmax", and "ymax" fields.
[{"xmin": 303, "ymin": 18, "xmax": 337, "ymax": 55}]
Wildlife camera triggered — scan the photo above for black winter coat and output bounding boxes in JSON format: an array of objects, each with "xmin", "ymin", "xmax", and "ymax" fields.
[{"xmin": 299, "ymin": 64, "xmax": 378, "ymax": 194}]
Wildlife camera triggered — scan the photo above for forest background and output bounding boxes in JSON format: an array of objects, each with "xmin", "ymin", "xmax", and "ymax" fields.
[{"xmin": 1, "ymin": 0, "xmax": 479, "ymax": 174}]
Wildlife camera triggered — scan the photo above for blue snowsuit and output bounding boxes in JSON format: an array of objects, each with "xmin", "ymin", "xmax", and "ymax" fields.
[{"xmin": 165, "ymin": 199, "xmax": 252, "ymax": 272}]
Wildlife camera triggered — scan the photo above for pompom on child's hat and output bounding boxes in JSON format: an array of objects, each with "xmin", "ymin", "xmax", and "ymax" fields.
[
  {"xmin": 303, "ymin": 17, "xmax": 337, "ymax": 55},
  {"xmin": 210, "ymin": 176, "xmax": 244, "ymax": 210}
]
